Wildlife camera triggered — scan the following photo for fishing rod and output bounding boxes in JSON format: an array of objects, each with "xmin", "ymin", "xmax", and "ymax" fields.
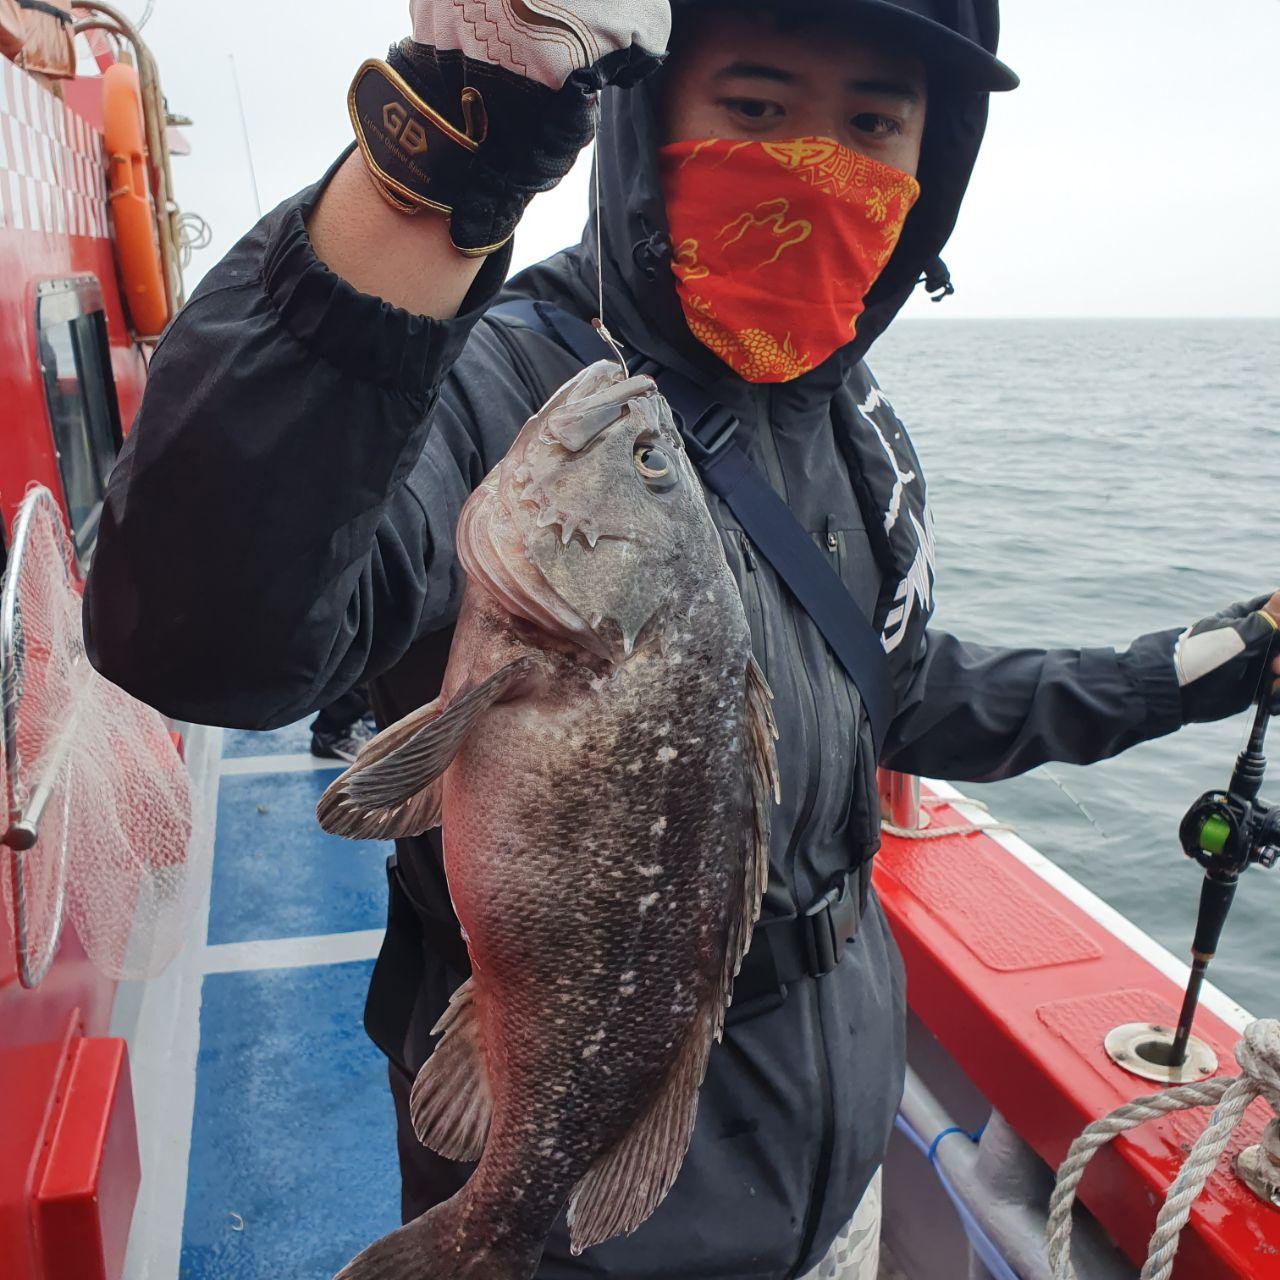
[{"xmin": 1170, "ymin": 659, "xmax": 1280, "ymax": 1066}]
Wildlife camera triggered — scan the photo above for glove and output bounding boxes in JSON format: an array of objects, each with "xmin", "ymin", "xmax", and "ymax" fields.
[
  {"xmin": 349, "ymin": 0, "xmax": 671, "ymax": 255},
  {"xmin": 1175, "ymin": 593, "xmax": 1280, "ymax": 723}
]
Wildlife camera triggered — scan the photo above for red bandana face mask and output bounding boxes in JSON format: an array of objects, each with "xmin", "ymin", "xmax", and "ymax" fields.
[{"xmin": 658, "ymin": 137, "xmax": 921, "ymax": 383}]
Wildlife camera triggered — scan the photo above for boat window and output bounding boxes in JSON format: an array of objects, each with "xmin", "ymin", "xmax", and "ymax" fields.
[{"xmin": 34, "ymin": 278, "xmax": 123, "ymax": 571}]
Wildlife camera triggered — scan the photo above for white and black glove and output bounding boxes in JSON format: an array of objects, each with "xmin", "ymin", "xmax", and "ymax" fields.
[
  {"xmin": 1175, "ymin": 594, "xmax": 1280, "ymax": 722},
  {"xmin": 349, "ymin": 0, "xmax": 671, "ymax": 255}
]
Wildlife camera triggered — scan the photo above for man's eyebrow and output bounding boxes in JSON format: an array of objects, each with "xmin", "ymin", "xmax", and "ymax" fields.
[
  {"xmin": 713, "ymin": 61, "xmax": 800, "ymax": 85},
  {"xmin": 846, "ymin": 76, "xmax": 922, "ymax": 103}
]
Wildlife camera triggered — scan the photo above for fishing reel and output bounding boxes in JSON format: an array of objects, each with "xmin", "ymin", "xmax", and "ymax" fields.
[
  {"xmin": 1168, "ymin": 678, "xmax": 1280, "ymax": 1066},
  {"xmin": 1181, "ymin": 759, "xmax": 1280, "ymax": 878},
  {"xmin": 1181, "ymin": 787, "xmax": 1280, "ymax": 874}
]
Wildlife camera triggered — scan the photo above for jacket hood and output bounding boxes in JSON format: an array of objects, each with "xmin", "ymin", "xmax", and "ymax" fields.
[{"xmin": 511, "ymin": 0, "xmax": 1003, "ymax": 403}]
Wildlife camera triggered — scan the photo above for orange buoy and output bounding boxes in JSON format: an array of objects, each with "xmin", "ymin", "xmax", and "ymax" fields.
[{"xmin": 103, "ymin": 62, "xmax": 170, "ymax": 337}]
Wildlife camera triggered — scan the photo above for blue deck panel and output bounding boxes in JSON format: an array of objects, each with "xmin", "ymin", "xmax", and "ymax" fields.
[
  {"xmin": 208, "ymin": 770, "xmax": 391, "ymax": 945},
  {"xmin": 221, "ymin": 719, "xmax": 314, "ymax": 759},
  {"xmin": 180, "ymin": 961, "xmax": 400, "ymax": 1279},
  {"xmin": 180, "ymin": 726, "xmax": 401, "ymax": 1278}
]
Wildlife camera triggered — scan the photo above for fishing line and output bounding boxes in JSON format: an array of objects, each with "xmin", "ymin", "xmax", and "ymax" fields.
[
  {"xmin": 591, "ymin": 113, "xmax": 629, "ymax": 374},
  {"xmin": 1231, "ymin": 646, "xmax": 1275, "ymax": 757},
  {"xmin": 594, "ymin": 129, "xmax": 605, "ymax": 322},
  {"xmin": 1037, "ymin": 764, "xmax": 1109, "ymax": 839}
]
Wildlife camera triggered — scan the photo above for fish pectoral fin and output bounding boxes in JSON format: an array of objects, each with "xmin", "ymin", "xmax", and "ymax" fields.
[
  {"xmin": 411, "ymin": 977, "xmax": 492, "ymax": 1161},
  {"xmin": 565, "ymin": 1007, "xmax": 715, "ymax": 1255},
  {"xmin": 316, "ymin": 657, "xmax": 537, "ymax": 840}
]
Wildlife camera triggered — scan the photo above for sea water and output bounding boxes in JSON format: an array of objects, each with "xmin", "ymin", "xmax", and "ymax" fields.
[{"xmin": 869, "ymin": 318, "xmax": 1280, "ymax": 1017}]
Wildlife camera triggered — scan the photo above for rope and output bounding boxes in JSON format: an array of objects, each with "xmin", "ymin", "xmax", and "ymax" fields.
[
  {"xmin": 1046, "ymin": 1019, "xmax": 1280, "ymax": 1280},
  {"xmin": 881, "ymin": 794, "xmax": 1014, "ymax": 841},
  {"xmin": 175, "ymin": 210, "xmax": 211, "ymax": 268}
]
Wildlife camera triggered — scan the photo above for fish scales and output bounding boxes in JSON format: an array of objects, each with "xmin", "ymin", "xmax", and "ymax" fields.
[
  {"xmin": 318, "ymin": 359, "xmax": 778, "ymax": 1280},
  {"xmin": 443, "ymin": 596, "xmax": 746, "ymax": 1234}
]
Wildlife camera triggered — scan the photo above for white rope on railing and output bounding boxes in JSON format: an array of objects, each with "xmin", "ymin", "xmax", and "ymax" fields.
[
  {"xmin": 1046, "ymin": 1019, "xmax": 1280, "ymax": 1280},
  {"xmin": 881, "ymin": 794, "xmax": 1015, "ymax": 841}
]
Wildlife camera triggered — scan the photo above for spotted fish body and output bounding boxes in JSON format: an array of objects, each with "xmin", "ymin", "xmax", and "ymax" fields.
[{"xmin": 318, "ymin": 359, "xmax": 778, "ymax": 1280}]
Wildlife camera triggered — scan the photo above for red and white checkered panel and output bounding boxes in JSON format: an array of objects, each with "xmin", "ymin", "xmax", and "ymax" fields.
[{"xmin": 0, "ymin": 57, "xmax": 107, "ymax": 239}]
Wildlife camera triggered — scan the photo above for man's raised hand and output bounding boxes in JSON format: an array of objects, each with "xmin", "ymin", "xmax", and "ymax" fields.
[
  {"xmin": 1176, "ymin": 591, "xmax": 1280, "ymax": 722},
  {"xmin": 348, "ymin": 0, "xmax": 670, "ymax": 255}
]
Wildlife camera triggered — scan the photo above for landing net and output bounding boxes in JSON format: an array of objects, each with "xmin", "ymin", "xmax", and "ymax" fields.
[{"xmin": 1, "ymin": 486, "xmax": 209, "ymax": 987}]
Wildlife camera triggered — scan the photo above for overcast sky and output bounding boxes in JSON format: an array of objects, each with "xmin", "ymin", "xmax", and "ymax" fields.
[{"xmin": 136, "ymin": 0, "xmax": 1280, "ymax": 318}]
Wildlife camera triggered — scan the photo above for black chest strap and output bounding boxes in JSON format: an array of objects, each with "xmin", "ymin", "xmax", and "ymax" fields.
[
  {"xmin": 727, "ymin": 865, "xmax": 871, "ymax": 1024},
  {"xmin": 487, "ymin": 298, "xmax": 895, "ymax": 758}
]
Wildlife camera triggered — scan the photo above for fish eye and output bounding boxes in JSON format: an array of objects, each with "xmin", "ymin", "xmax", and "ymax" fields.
[{"xmin": 633, "ymin": 444, "xmax": 679, "ymax": 492}]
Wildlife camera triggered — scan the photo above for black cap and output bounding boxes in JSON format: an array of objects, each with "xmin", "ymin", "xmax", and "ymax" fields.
[
  {"xmin": 674, "ymin": 0, "xmax": 1019, "ymax": 93},
  {"xmin": 845, "ymin": 0, "xmax": 1019, "ymax": 91}
]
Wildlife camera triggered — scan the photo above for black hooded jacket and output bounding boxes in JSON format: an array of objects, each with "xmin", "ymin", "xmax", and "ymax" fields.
[{"xmin": 84, "ymin": 3, "xmax": 1185, "ymax": 1275}]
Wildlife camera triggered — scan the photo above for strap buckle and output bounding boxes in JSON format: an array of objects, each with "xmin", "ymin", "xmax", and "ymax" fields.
[
  {"xmin": 801, "ymin": 873, "xmax": 863, "ymax": 978},
  {"xmin": 803, "ymin": 885, "xmax": 842, "ymax": 977},
  {"xmin": 675, "ymin": 403, "xmax": 738, "ymax": 466}
]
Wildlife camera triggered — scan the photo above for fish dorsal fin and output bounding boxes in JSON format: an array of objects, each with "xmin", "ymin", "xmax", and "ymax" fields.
[
  {"xmin": 721, "ymin": 655, "xmax": 778, "ymax": 1031},
  {"xmin": 566, "ymin": 656, "xmax": 779, "ymax": 1254},
  {"xmin": 411, "ymin": 977, "xmax": 492, "ymax": 1162},
  {"xmin": 565, "ymin": 1005, "xmax": 714, "ymax": 1255},
  {"xmin": 316, "ymin": 657, "xmax": 536, "ymax": 840}
]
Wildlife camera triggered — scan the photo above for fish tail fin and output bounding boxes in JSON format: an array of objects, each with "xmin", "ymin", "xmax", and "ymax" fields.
[{"xmin": 335, "ymin": 1195, "xmax": 543, "ymax": 1280}]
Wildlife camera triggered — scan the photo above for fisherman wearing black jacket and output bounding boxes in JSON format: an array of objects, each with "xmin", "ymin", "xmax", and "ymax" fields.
[{"xmin": 84, "ymin": 2, "xmax": 1280, "ymax": 1277}]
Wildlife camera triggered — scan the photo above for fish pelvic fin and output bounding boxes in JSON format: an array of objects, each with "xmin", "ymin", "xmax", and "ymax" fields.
[
  {"xmin": 411, "ymin": 977, "xmax": 492, "ymax": 1161},
  {"xmin": 316, "ymin": 657, "xmax": 538, "ymax": 840},
  {"xmin": 335, "ymin": 1195, "xmax": 542, "ymax": 1280}
]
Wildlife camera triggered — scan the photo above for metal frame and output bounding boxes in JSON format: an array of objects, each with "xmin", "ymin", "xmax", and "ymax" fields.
[
  {"xmin": 34, "ymin": 274, "xmax": 123, "ymax": 570},
  {"xmin": 1, "ymin": 487, "xmax": 78, "ymax": 988},
  {"xmin": 36, "ymin": 274, "xmax": 106, "ymax": 329}
]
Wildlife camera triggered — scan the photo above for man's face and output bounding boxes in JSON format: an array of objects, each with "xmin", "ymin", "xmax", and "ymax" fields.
[{"xmin": 661, "ymin": 11, "xmax": 928, "ymax": 177}]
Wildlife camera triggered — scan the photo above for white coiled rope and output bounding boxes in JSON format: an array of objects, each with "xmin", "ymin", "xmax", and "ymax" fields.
[
  {"xmin": 881, "ymin": 794, "xmax": 1014, "ymax": 841},
  {"xmin": 1046, "ymin": 1019, "xmax": 1280, "ymax": 1280}
]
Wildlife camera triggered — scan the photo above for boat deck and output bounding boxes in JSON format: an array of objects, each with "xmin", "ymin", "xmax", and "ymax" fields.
[{"xmin": 117, "ymin": 723, "xmax": 401, "ymax": 1280}]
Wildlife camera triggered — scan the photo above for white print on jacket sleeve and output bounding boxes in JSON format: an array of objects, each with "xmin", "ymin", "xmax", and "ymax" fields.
[
  {"xmin": 857, "ymin": 387, "xmax": 916, "ymax": 536},
  {"xmin": 882, "ymin": 506, "xmax": 935, "ymax": 655}
]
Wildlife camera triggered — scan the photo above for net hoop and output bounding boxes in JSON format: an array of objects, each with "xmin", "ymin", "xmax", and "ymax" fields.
[
  {"xmin": 2, "ymin": 485, "xmax": 206, "ymax": 988},
  {"xmin": 1, "ymin": 487, "xmax": 74, "ymax": 987}
]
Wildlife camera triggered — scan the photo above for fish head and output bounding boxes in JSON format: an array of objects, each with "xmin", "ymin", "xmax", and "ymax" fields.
[{"xmin": 457, "ymin": 359, "xmax": 718, "ymax": 661}]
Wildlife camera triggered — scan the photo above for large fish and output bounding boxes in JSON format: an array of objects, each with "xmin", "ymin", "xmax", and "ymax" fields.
[{"xmin": 318, "ymin": 358, "xmax": 778, "ymax": 1280}]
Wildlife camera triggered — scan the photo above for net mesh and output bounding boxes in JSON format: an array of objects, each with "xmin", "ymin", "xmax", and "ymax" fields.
[{"xmin": 2, "ymin": 487, "xmax": 210, "ymax": 985}]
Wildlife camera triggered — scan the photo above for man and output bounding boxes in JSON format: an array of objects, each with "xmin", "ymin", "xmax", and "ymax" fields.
[{"xmin": 84, "ymin": 2, "xmax": 1279, "ymax": 1277}]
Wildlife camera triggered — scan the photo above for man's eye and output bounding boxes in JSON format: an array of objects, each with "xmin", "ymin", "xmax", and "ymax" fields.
[
  {"xmin": 851, "ymin": 112, "xmax": 902, "ymax": 138},
  {"xmin": 719, "ymin": 97, "xmax": 785, "ymax": 123}
]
